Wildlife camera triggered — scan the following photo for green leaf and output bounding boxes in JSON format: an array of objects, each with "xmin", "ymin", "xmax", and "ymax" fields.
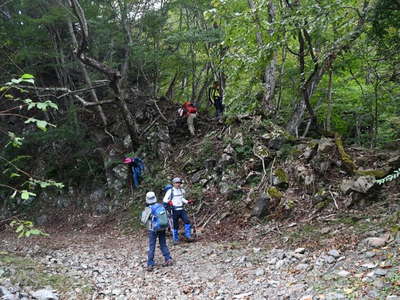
[
  {"xmin": 16, "ymin": 224, "xmax": 24, "ymax": 233},
  {"xmin": 21, "ymin": 74, "xmax": 34, "ymax": 79},
  {"xmin": 36, "ymin": 120, "xmax": 48, "ymax": 131},
  {"xmin": 29, "ymin": 229, "xmax": 41, "ymax": 235},
  {"xmin": 20, "ymin": 190, "xmax": 31, "ymax": 200},
  {"xmin": 24, "ymin": 118, "xmax": 51, "ymax": 131},
  {"xmin": 10, "ymin": 173, "xmax": 21, "ymax": 178}
]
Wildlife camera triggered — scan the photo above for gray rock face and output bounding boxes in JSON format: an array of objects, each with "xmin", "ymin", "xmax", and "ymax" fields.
[
  {"xmin": 351, "ymin": 176, "xmax": 376, "ymax": 193},
  {"xmin": 340, "ymin": 176, "xmax": 376, "ymax": 194},
  {"xmin": 251, "ymin": 195, "xmax": 269, "ymax": 218}
]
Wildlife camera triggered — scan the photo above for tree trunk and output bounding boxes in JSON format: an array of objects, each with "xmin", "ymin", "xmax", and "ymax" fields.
[
  {"xmin": 326, "ymin": 69, "xmax": 333, "ymax": 132},
  {"xmin": 275, "ymin": 46, "xmax": 287, "ymax": 115},
  {"xmin": 165, "ymin": 72, "xmax": 179, "ymax": 100},
  {"xmin": 66, "ymin": 17, "xmax": 108, "ymax": 128},
  {"xmin": 68, "ymin": 0, "xmax": 139, "ymax": 151},
  {"xmin": 247, "ymin": 0, "xmax": 277, "ymax": 114}
]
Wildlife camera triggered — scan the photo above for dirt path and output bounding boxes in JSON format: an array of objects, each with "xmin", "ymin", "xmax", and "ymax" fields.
[{"xmin": 1, "ymin": 214, "xmax": 400, "ymax": 300}]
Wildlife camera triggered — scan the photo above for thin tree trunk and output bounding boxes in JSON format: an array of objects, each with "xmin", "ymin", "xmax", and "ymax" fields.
[
  {"xmin": 373, "ymin": 83, "xmax": 379, "ymax": 147},
  {"xmin": 66, "ymin": 17, "xmax": 108, "ymax": 127},
  {"xmin": 326, "ymin": 69, "xmax": 333, "ymax": 132},
  {"xmin": 275, "ymin": 46, "xmax": 287, "ymax": 115},
  {"xmin": 196, "ymin": 63, "xmax": 212, "ymax": 106},
  {"xmin": 165, "ymin": 72, "xmax": 179, "ymax": 100}
]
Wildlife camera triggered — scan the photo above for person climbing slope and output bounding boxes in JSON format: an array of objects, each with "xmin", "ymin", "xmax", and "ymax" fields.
[
  {"xmin": 123, "ymin": 157, "xmax": 144, "ymax": 188},
  {"xmin": 178, "ymin": 101, "xmax": 198, "ymax": 136},
  {"xmin": 208, "ymin": 81, "xmax": 224, "ymax": 120}
]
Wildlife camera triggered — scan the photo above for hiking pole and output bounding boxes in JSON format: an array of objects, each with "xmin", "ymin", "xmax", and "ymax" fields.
[
  {"xmin": 167, "ymin": 207, "xmax": 174, "ymax": 239},
  {"xmin": 192, "ymin": 212, "xmax": 198, "ymax": 240},
  {"xmin": 190, "ymin": 200, "xmax": 198, "ymax": 240}
]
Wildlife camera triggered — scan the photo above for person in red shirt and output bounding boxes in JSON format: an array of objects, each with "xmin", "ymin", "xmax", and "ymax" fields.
[{"xmin": 178, "ymin": 101, "xmax": 198, "ymax": 136}]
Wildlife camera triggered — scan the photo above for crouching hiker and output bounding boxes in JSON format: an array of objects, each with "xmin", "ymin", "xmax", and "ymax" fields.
[
  {"xmin": 141, "ymin": 191, "xmax": 173, "ymax": 272},
  {"xmin": 163, "ymin": 177, "xmax": 194, "ymax": 244}
]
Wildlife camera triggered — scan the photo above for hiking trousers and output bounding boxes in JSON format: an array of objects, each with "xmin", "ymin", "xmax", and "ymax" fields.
[
  {"xmin": 214, "ymin": 96, "xmax": 224, "ymax": 118},
  {"xmin": 172, "ymin": 209, "xmax": 191, "ymax": 230},
  {"xmin": 187, "ymin": 113, "xmax": 197, "ymax": 136},
  {"xmin": 147, "ymin": 230, "xmax": 172, "ymax": 267}
]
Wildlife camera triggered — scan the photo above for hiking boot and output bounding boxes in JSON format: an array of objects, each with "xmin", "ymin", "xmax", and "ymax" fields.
[
  {"xmin": 184, "ymin": 236, "xmax": 194, "ymax": 242},
  {"xmin": 146, "ymin": 266, "xmax": 154, "ymax": 272},
  {"xmin": 164, "ymin": 259, "xmax": 173, "ymax": 267}
]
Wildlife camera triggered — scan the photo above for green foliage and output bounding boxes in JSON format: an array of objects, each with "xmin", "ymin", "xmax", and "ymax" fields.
[
  {"xmin": 1, "ymin": 74, "xmax": 63, "ymax": 215},
  {"xmin": 10, "ymin": 220, "xmax": 48, "ymax": 238},
  {"xmin": 235, "ymin": 144, "xmax": 253, "ymax": 160}
]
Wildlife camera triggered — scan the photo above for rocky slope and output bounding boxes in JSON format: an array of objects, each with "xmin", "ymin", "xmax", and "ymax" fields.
[{"xmin": 2, "ymin": 112, "xmax": 400, "ymax": 299}]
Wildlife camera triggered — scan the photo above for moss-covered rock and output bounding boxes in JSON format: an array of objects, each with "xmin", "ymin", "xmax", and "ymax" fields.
[
  {"xmin": 355, "ymin": 169, "xmax": 389, "ymax": 178},
  {"xmin": 274, "ymin": 168, "xmax": 288, "ymax": 183},
  {"xmin": 267, "ymin": 186, "xmax": 283, "ymax": 199},
  {"xmin": 271, "ymin": 167, "xmax": 289, "ymax": 190}
]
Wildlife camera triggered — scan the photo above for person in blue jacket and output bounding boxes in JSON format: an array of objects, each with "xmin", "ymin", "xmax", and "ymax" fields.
[
  {"xmin": 141, "ymin": 191, "xmax": 173, "ymax": 271},
  {"xmin": 123, "ymin": 157, "xmax": 144, "ymax": 187}
]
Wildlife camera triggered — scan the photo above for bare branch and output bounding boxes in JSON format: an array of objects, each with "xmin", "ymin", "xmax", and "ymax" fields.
[{"xmin": 17, "ymin": 84, "xmax": 115, "ymax": 107}]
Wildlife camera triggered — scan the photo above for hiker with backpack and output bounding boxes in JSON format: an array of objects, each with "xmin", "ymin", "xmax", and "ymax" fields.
[
  {"xmin": 123, "ymin": 157, "xmax": 145, "ymax": 188},
  {"xmin": 178, "ymin": 101, "xmax": 197, "ymax": 136},
  {"xmin": 208, "ymin": 81, "xmax": 224, "ymax": 120},
  {"xmin": 163, "ymin": 177, "xmax": 194, "ymax": 244},
  {"xmin": 140, "ymin": 191, "xmax": 173, "ymax": 272}
]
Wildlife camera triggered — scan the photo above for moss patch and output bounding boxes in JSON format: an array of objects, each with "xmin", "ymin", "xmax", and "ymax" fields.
[
  {"xmin": 0, "ymin": 252, "xmax": 93, "ymax": 297},
  {"xmin": 355, "ymin": 169, "xmax": 388, "ymax": 178},
  {"xmin": 274, "ymin": 168, "xmax": 288, "ymax": 183},
  {"xmin": 335, "ymin": 133, "xmax": 356, "ymax": 174},
  {"xmin": 267, "ymin": 187, "xmax": 283, "ymax": 199}
]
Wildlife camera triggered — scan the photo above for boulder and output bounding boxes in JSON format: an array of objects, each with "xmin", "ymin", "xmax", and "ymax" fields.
[
  {"xmin": 340, "ymin": 176, "xmax": 376, "ymax": 194},
  {"xmin": 251, "ymin": 195, "xmax": 270, "ymax": 218},
  {"xmin": 191, "ymin": 170, "xmax": 206, "ymax": 184},
  {"xmin": 271, "ymin": 168, "xmax": 289, "ymax": 189}
]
